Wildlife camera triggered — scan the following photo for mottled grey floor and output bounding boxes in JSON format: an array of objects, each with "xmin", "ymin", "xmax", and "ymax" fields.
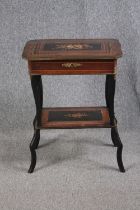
[
  {"xmin": 0, "ymin": 0, "xmax": 140, "ymax": 209},
  {"xmin": 0, "ymin": 128, "xmax": 139, "ymax": 210}
]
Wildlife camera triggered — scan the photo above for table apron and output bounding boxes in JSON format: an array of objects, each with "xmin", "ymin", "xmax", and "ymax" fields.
[{"xmin": 28, "ymin": 60, "xmax": 116, "ymax": 75}]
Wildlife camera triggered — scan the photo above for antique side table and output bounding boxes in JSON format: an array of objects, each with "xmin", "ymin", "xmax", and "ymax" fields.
[{"xmin": 22, "ymin": 39, "xmax": 125, "ymax": 173}]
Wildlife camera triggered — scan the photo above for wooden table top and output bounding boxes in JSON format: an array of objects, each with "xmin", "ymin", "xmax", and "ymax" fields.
[{"xmin": 22, "ymin": 39, "xmax": 122, "ymax": 61}]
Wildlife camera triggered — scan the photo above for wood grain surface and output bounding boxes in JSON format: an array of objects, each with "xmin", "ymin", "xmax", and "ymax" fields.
[{"xmin": 22, "ymin": 39, "xmax": 122, "ymax": 61}]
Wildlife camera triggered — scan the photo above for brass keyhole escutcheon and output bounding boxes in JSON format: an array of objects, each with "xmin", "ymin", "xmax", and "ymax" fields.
[{"xmin": 62, "ymin": 63, "xmax": 82, "ymax": 68}]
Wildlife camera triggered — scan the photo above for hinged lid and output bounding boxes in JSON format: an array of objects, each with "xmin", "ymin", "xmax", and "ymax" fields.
[{"xmin": 22, "ymin": 39, "xmax": 122, "ymax": 61}]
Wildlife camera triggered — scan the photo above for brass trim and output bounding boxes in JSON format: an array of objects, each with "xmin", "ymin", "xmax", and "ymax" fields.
[
  {"xmin": 62, "ymin": 63, "xmax": 82, "ymax": 68},
  {"xmin": 114, "ymin": 59, "xmax": 117, "ymax": 78}
]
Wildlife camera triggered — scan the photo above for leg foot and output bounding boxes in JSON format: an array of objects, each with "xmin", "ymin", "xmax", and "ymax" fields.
[
  {"xmin": 28, "ymin": 149, "xmax": 36, "ymax": 173},
  {"xmin": 112, "ymin": 127, "xmax": 125, "ymax": 172},
  {"xmin": 28, "ymin": 130, "xmax": 39, "ymax": 173},
  {"xmin": 117, "ymin": 144, "xmax": 125, "ymax": 173}
]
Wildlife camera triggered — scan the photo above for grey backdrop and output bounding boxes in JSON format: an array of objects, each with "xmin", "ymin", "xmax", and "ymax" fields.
[
  {"xmin": 0, "ymin": 1, "xmax": 140, "ymax": 210},
  {"xmin": 0, "ymin": 0, "xmax": 140, "ymax": 130}
]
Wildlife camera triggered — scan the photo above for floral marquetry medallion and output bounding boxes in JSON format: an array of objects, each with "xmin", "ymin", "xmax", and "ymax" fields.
[
  {"xmin": 64, "ymin": 112, "xmax": 88, "ymax": 119},
  {"xmin": 48, "ymin": 110, "xmax": 102, "ymax": 122},
  {"xmin": 44, "ymin": 43, "xmax": 102, "ymax": 51}
]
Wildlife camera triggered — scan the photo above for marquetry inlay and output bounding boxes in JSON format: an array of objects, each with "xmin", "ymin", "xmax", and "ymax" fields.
[
  {"xmin": 48, "ymin": 110, "xmax": 102, "ymax": 122},
  {"xmin": 44, "ymin": 43, "xmax": 102, "ymax": 51},
  {"xmin": 64, "ymin": 112, "xmax": 88, "ymax": 119}
]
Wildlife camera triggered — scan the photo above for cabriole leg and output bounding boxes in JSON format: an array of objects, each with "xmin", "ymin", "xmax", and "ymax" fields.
[
  {"xmin": 28, "ymin": 75, "xmax": 43, "ymax": 173},
  {"xmin": 105, "ymin": 75, "xmax": 125, "ymax": 172},
  {"xmin": 105, "ymin": 75, "xmax": 118, "ymax": 146},
  {"xmin": 111, "ymin": 127, "xmax": 125, "ymax": 172}
]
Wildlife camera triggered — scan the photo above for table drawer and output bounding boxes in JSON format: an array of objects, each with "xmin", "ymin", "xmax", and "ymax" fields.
[{"xmin": 29, "ymin": 60, "xmax": 116, "ymax": 75}]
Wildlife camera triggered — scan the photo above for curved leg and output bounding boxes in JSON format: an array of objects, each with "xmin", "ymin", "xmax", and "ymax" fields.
[
  {"xmin": 105, "ymin": 75, "xmax": 125, "ymax": 172},
  {"xmin": 34, "ymin": 130, "xmax": 40, "ymax": 149},
  {"xmin": 28, "ymin": 130, "xmax": 39, "ymax": 173},
  {"xmin": 111, "ymin": 127, "xmax": 125, "ymax": 172},
  {"xmin": 111, "ymin": 118, "xmax": 118, "ymax": 147},
  {"xmin": 32, "ymin": 117, "xmax": 40, "ymax": 149},
  {"xmin": 28, "ymin": 76, "xmax": 43, "ymax": 173},
  {"xmin": 111, "ymin": 129, "xmax": 118, "ymax": 147},
  {"xmin": 105, "ymin": 75, "xmax": 118, "ymax": 146}
]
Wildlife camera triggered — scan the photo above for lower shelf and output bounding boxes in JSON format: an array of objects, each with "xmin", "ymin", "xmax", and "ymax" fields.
[{"xmin": 36, "ymin": 107, "xmax": 111, "ymax": 129}]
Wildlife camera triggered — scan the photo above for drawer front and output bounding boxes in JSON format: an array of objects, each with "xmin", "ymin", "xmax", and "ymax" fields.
[{"xmin": 29, "ymin": 60, "xmax": 116, "ymax": 75}]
